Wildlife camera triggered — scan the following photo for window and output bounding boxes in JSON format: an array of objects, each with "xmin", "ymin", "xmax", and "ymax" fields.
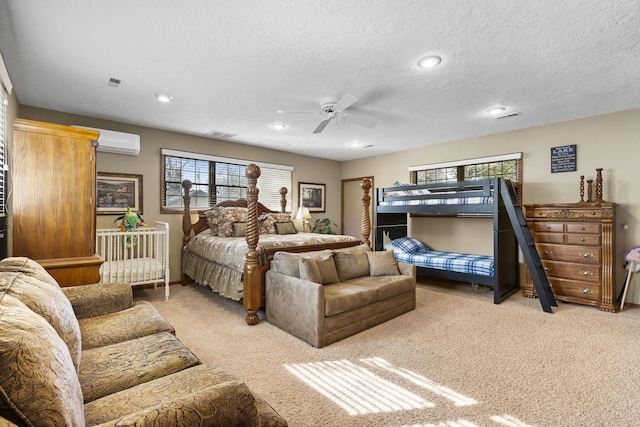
[
  {"xmin": 161, "ymin": 149, "xmax": 293, "ymax": 213},
  {"xmin": 409, "ymin": 153, "xmax": 522, "ymax": 196}
]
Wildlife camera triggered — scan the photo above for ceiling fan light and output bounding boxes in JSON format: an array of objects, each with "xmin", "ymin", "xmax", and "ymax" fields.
[
  {"xmin": 417, "ymin": 55, "xmax": 442, "ymax": 68},
  {"xmin": 272, "ymin": 122, "xmax": 286, "ymax": 130},
  {"xmin": 155, "ymin": 93, "xmax": 173, "ymax": 103},
  {"xmin": 487, "ymin": 107, "xmax": 506, "ymax": 115}
]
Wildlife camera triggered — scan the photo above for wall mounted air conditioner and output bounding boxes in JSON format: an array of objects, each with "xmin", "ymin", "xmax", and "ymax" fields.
[{"xmin": 73, "ymin": 126, "xmax": 140, "ymax": 156}]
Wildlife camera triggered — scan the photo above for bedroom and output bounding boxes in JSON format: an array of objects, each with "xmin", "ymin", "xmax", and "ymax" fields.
[{"xmin": 2, "ymin": 2, "xmax": 640, "ymax": 424}]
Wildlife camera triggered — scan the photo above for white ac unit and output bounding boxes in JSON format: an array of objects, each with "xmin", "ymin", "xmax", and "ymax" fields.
[{"xmin": 73, "ymin": 126, "xmax": 140, "ymax": 156}]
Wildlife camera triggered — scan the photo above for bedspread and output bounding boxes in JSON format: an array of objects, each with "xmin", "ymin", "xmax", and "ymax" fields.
[{"xmin": 394, "ymin": 249, "xmax": 494, "ymax": 277}]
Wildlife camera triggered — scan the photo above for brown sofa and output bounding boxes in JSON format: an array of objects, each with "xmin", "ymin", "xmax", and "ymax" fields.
[
  {"xmin": 0, "ymin": 257, "xmax": 287, "ymax": 427},
  {"xmin": 265, "ymin": 244, "xmax": 416, "ymax": 348}
]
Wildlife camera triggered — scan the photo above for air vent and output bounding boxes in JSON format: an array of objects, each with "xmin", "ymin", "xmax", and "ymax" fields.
[
  {"xmin": 108, "ymin": 77, "xmax": 121, "ymax": 87},
  {"xmin": 204, "ymin": 130, "xmax": 237, "ymax": 139},
  {"xmin": 496, "ymin": 112, "xmax": 520, "ymax": 119}
]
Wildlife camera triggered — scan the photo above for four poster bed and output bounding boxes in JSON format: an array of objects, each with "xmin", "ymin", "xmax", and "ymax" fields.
[
  {"xmin": 181, "ymin": 164, "xmax": 372, "ymax": 324},
  {"xmin": 374, "ymin": 178, "xmax": 521, "ymax": 304}
]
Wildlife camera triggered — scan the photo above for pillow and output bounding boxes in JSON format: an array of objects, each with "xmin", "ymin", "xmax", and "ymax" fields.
[
  {"xmin": 367, "ymin": 251, "xmax": 401, "ymax": 276},
  {"xmin": 385, "ymin": 236, "xmax": 427, "ymax": 254},
  {"xmin": 217, "ymin": 207, "xmax": 248, "ymax": 237},
  {"xmin": 259, "ymin": 213, "xmax": 292, "ymax": 234},
  {"xmin": 233, "ymin": 221, "xmax": 247, "ymax": 237},
  {"xmin": 270, "ymin": 259, "xmax": 300, "ymax": 278},
  {"xmin": 204, "ymin": 208, "xmax": 221, "ymax": 235},
  {"xmin": 334, "ymin": 245, "xmax": 371, "ymax": 281},
  {"xmin": 274, "ymin": 221, "xmax": 298, "ymax": 235},
  {"xmin": 390, "ymin": 180, "xmax": 431, "ymax": 195},
  {"xmin": 299, "ymin": 258, "xmax": 321, "ymax": 284}
]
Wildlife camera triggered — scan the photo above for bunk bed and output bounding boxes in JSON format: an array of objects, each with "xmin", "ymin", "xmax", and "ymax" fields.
[
  {"xmin": 181, "ymin": 164, "xmax": 369, "ymax": 325},
  {"xmin": 374, "ymin": 178, "xmax": 520, "ymax": 304}
]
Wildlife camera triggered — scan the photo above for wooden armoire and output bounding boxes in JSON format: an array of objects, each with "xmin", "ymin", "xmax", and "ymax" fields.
[{"xmin": 12, "ymin": 119, "xmax": 103, "ymax": 286}]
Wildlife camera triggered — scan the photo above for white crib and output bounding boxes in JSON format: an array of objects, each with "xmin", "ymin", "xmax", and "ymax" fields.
[{"xmin": 96, "ymin": 222, "xmax": 170, "ymax": 300}]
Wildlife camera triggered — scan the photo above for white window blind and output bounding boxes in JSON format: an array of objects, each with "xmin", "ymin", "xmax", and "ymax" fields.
[{"xmin": 160, "ymin": 149, "xmax": 293, "ymax": 212}]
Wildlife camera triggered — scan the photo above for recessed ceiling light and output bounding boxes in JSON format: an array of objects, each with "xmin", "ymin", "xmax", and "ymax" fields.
[
  {"xmin": 272, "ymin": 122, "xmax": 286, "ymax": 130},
  {"xmin": 487, "ymin": 107, "xmax": 506, "ymax": 115},
  {"xmin": 155, "ymin": 93, "xmax": 173, "ymax": 103},
  {"xmin": 417, "ymin": 55, "xmax": 442, "ymax": 68}
]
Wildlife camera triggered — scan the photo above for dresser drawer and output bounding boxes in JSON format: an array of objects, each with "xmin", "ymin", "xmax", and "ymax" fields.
[
  {"xmin": 536, "ymin": 243, "xmax": 600, "ymax": 264},
  {"xmin": 533, "ymin": 222, "xmax": 564, "ymax": 233},
  {"xmin": 565, "ymin": 234, "xmax": 601, "ymax": 246},
  {"xmin": 531, "ymin": 208, "xmax": 605, "ymax": 220},
  {"xmin": 542, "ymin": 260, "xmax": 601, "ymax": 283},
  {"xmin": 548, "ymin": 277, "xmax": 601, "ymax": 303},
  {"xmin": 566, "ymin": 223, "xmax": 600, "ymax": 234},
  {"xmin": 534, "ymin": 233, "xmax": 564, "ymax": 244}
]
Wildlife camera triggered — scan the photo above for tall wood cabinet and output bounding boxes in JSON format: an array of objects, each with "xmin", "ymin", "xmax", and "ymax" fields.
[
  {"xmin": 523, "ymin": 202, "xmax": 616, "ymax": 312},
  {"xmin": 12, "ymin": 119, "xmax": 102, "ymax": 286}
]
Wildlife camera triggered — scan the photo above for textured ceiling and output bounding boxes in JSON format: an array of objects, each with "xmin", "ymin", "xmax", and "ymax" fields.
[{"xmin": 1, "ymin": 1, "xmax": 639, "ymax": 161}]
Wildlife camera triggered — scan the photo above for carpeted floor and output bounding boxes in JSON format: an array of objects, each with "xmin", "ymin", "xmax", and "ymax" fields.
[{"xmin": 135, "ymin": 279, "xmax": 640, "ymax": 427}]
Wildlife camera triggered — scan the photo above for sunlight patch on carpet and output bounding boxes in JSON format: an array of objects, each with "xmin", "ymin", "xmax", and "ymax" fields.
[
  {"xmin": 360, "ymin": 357, "xmax": 477, "ymax": 406},
  {"xmin": 284, "ymin": 359, "xmax": 434, "ymax": 416}
]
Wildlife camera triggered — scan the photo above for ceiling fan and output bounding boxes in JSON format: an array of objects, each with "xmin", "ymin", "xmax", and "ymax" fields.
[{"xmin": 278, "ymin": 94, "xmax": 377, "ymax": 134}]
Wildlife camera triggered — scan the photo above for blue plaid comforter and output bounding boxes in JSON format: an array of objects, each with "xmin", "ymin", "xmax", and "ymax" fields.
[{"xmin": 394, "ymin": 249, "xmax": 494, "ymax": 277}]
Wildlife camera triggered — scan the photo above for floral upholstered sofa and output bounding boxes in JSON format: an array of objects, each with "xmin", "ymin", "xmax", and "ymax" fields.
[{"xmin": 0, "ymin": 257, "xmax": 287, "ymax": 427}]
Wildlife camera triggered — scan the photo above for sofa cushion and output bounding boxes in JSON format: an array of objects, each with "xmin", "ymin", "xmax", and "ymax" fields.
[
  {"xmin": 78, "ymin": 300, "xmax": 175, "ymax": 349},
  {"xmin": 323, "ymin": 283, "xmax": 378, "ymax": 316},
  {"xmin": 367, "ymin": 251, "xmax": 401, "ymax": 276},
  {"xmin": 0, "ymin": 257, "xmax": 60, "ymax": 286},
  {"xmin": 270, "ymin": 259, "xmax": 300, "ymax": 277},
  {"xmin": 83, "ymin": 364, "xmax": 261, "ymax": 426},
  {"xmin": 334, "ymin": 245, "xmax": 371, "ymax": 281},
  {"xmin": 79, "ymin": 332, "xmax": 200, "ymax": 403},
  {"xmin": 299, "ymin": 256, "xmax": 340, "ymax": 285},
  {"xmin": 346, "ymin": 274, "xmax": 416, "ymax": 300},
  {"xmin": 0, "ymin": 271, "xmax": 82, "ymax": 372},
  {"xmin": 62, "ymin": 282, "xmax": 134, "ymax": 319},
  {"xmin": 299, "ymin": 257, "xmax": 321, "ymax": 283},
  {"xmin": 0, "ymin": 295, "xmax": 84, "ymax": 427}
]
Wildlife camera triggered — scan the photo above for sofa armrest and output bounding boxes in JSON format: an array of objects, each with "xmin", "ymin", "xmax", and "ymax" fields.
[
  {"xmin": 62, "ymin": 282, "xmax": 134, "ymax": 319},
  {"xmin": 398, "ymin": 262, "xmax": 416, "ymax": 278},
  {"xmin": 265, "ymin": 270, "xmax": 325, "ymax": 347}
]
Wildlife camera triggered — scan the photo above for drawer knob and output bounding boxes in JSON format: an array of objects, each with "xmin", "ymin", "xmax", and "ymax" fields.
[
  {"xmin": 579, "ymin": 270, "xmax": 594, "ymax": 276},
  {"xmin": 546, "ymin": 226, "xmax": 551, "ymax": 230},
  {"xmin": 580, "ymin": 227, "xmax": 586, "ymax": 230},
  {"xmin": 543, "ymin": 266, "xmax": 549, "ymax": 272},
  {"xmin": 580, "ymin": 238, "xmax": 586, "ymax": 242},
  {"xmin": 542, "ymin": 250, "xmax": 553, "ymax": 255},
  {"xmin": 579, "ymin": 252, "xmax": 594, "ymax": 258},
  {"xmin": 579, "ymin": 288, "xmax": 594, "ymax": 294},
  {"xmin": 591, "ymin": 212, "xmax": 596, "ymax": 215}
]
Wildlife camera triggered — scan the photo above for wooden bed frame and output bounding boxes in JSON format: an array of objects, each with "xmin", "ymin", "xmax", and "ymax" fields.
[
  {"xmin": 181, "ymin": 164, "xmax": 373, "ymax": 324},
  {"xmin": 373, "ymin": 178, "xmax": 521, "ymax": 304}
]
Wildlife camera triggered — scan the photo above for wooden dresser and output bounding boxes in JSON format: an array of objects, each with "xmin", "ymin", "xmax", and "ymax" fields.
[
  {"xmin": 523, "ymin": 202, "xmax": 616, "ymax": 312},
  {"xmin": 12, "ymin": 119, "xmax": 103, "ymax": 286}
]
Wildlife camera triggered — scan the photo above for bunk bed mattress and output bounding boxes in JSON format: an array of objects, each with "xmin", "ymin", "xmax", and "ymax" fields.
[
  {"xmin": 379, "ymin": 196, "xmax": 493, "ymax": 206},
  {"xmin": 394, "ymin": 249, "xmax": 494, "ymax": 277},
  {"xmin": 183, "ymin": 232, "xmax": 360, "ymax": 300}
]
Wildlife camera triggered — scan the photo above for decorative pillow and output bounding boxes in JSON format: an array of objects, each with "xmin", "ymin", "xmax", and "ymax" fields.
[
  {"xmin": 204, "ymin": 208, "xmax": 221, "ymax": 235},
  {"xmin": 0, "ymin": 296, "xmax": 85, "ymax": 427},
  {"xmin": 367, "ymin": 251, "xmax": 401, "ymax": 276},
  {"xmin": 299, "ymin": 258, "xmax": 321, "ymax": 284},
  {"xmin": 315, "ymin": 256, "xmax": 340, "ymax": 285},
  {"xmin": 385, "ymin": 236, "xmax": 427, "ymax": 254},
  {"xmin": 217, "ymin": 207, "xmax": 248, "ymax": 237},
  {"xmin": 334, "ymin": 246, "xmax": 371, "ymax": 281},
  {"xmin": 233, "ymin": 221, "xmax": 247, "ymax": 237},
  {"xmin": 270, "ymin": 259, "xmax": 300, "ymax": 278},
  {"xmin": 258, "ymin": 213, "xmax": 292, "ymax": 234},
  {"xmin": 274, "ymin": 221, "xmax": 298, "ymax": 235}
]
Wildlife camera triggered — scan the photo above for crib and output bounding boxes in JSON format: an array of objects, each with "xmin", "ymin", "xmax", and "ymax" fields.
[{"xmin": 96, "ymin": 222, "xmax": 170, "ymax": 300}]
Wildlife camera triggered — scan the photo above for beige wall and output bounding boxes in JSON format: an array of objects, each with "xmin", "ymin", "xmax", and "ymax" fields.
[
  {"xmin": 13, "ymin": 106, "xmax": 343, "ymax": 283},
  {"xmin": 342, "ymin": 108, "xmax": 640, "ymax": 304}
]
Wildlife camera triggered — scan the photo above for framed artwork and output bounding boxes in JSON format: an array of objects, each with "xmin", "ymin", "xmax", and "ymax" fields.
[
  {"xmin": 96, "ymin": 172, "xmax": 143, "ymax": 214},
  {"xmin": 299, "ymin": 182, "xmax": 325, "ymax": 213}
]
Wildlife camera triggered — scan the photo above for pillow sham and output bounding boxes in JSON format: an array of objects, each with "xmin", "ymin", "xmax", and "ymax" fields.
[
  {"xmin": 259, "ymin": 213, "xmax": 292, "ymax": 234},
  {"xmin": 385, "ymin": 236, "xmax": 427, "ymax": 254},
  {"xmin": 274, "ymin": 221, "xmax": 298, "ymax": 235},
  {"xmin": 204, "ymin": 207, "xmax": 221, "ymax": 235},
  {"xmin": 217, "ymin": 207, "xmax": 248, "ymax": 237}
]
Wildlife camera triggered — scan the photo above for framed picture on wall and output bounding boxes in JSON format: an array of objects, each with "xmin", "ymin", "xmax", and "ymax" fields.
[
  {"xmin": 299, "ymin": 182, "xmax": 325, "ymax": 213},
  {"xmin": 96, "ymin": 172, "xmax": 143, "ymax": 215}
]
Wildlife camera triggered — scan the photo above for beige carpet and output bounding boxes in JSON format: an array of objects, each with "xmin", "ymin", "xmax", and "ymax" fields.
[{"xmin": 135, "ymin": 279, "xmax": 640, "ymax": 427}]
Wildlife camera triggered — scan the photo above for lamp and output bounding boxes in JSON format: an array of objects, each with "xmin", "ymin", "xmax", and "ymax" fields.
[{"xmin": 295, "ymin": 206, "xmax": 312, "ymax": 232}]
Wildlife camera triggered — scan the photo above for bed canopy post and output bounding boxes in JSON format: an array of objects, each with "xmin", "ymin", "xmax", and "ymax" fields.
[
  {"xmin": 181, "ymin": 179, "xmax": 194, "ymax": 286},
  {"xmin": 280, "ymin": 187, "xmax": 288, "ymax": 213},
  {"xmin": 361, "ymin": 178, "xmax": 372, "ymax": 247},
  {"xmin": 244, "ymin": 163, "xmax": 262, "ymax": 325}
]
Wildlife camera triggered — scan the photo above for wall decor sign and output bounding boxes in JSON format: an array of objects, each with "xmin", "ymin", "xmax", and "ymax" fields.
[
  {"xmin": 551, "ymin": 144, "xmax": 577, "ymax": 173},
  {"xmin": 298, "ymin": 182, "xmax": 326, "ymax": 213},
  {"xmin": 96, "ymin": 172, "xmax": 143, "ymax": 214}
]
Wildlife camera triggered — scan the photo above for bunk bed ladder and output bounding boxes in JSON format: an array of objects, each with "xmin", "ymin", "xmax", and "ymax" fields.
[{"xmin": 500, "ymin": 180, "xmax": 557, "ymax": 313}]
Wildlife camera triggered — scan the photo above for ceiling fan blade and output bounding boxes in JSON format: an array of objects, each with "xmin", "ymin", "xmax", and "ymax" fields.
[
  {"xmin": 342, "ymin": 114, "xmax": 377, "ymax": 129},
  {"xmin": 277, "ymin": 110, "xmax": 323, "ymax": 115},
  {"xmin": 334, "ymin": 94, "xmax": 358, "ymax": 112},
  {"xmin": 313, "ymin": 118, "xmax": 332, "ymax": 134}
]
